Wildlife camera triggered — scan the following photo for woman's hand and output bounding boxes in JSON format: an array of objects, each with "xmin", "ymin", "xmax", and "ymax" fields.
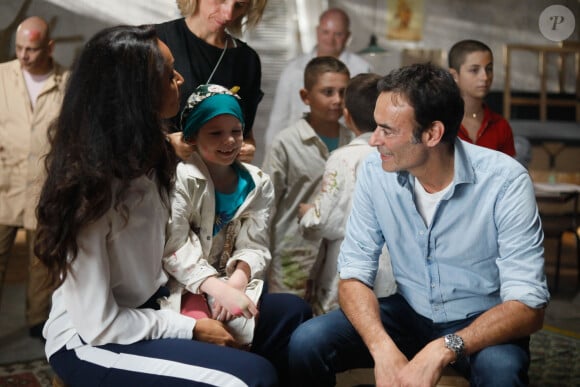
[
  {"xmin": 193, "ymin": 318, "xmax": 241, "ymax": 348},
  {"xmin": 167, "ymin": 132, "xmax": 194, "ymax": 160},
  {"xmin": 238, "ymin": 141, "xmax": 256, "ymax": 163}
]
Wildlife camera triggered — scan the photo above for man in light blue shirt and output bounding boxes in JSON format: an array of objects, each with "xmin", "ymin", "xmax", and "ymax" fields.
[{"xmin": 288, "ymin": 63, "xmax": 549, "ymax": 386}]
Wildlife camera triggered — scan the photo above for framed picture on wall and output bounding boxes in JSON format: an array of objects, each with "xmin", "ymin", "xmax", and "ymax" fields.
[{"xmin": 386, "ymin": 0, "xmax": 424, "ymax": 41}]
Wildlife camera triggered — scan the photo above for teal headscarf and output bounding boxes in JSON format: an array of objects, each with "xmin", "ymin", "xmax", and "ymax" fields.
[{"xmin": 181, "ymin": 84, "xmax": 245, "ymax": 140}]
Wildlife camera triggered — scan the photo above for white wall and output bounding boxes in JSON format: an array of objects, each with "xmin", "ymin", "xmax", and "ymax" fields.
[
  {"xmin": 331, "ymin": 0, "xmax": 580, "ymax": 92},
  {"xmin": 1, "ymin": 0, "xmax": 111, "ymax": 67}
]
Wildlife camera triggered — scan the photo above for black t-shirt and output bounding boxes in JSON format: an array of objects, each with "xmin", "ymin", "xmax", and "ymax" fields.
[{"xmin": 156, "ymin": 18, "xmax": 263, "ymax": 137}]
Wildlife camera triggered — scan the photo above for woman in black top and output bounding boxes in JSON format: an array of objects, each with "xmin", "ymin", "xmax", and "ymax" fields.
[{"xmin": 157, "ymin": 0, "xmax": 267, "ymax": 163}]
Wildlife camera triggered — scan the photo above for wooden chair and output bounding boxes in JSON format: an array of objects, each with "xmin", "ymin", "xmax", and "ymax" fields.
[
  {"xmin": 538, "ymin": 191, "xmax": 580, "ymax": 291},
  {"xmin": 503, "ymin": 43, "xmax": 580, "ymax": 122}
]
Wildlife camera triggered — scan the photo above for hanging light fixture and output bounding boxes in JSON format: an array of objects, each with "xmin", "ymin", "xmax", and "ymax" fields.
[
  {"xmin": 358, "ymin": 0, "xmax": 387, "ymax": 55},
  {"xmin": 358, "ymin": 34, "xmax": 387, "ymax": 55}
]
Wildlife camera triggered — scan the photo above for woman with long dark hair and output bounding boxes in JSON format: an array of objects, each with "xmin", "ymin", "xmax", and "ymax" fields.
[{"xmin": 35, "ymin": 24, "xmax": 288, "ymax": 386}]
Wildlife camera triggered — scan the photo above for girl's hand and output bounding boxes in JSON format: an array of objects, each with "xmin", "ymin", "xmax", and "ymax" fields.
[
  {"xmin": 210, "ymin": 281, "xmax": 258, "ymax": 320},
  {"xmin": 201, "ymin": 275, "xmax": 258, "ymax": 321}
]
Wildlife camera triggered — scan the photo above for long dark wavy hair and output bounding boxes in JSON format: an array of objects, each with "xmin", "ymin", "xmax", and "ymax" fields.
[{"xmin": 34, "ymin": 25, "xmax": 177, "ymax": 288}]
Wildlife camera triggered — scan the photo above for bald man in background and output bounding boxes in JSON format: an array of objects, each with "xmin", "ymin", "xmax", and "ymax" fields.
[
  {"xmin": 0, "ymin": 16, "xmax": 69, "ymax": 339},
  {"xmin": 264, "ymin": 8, "xmax": 372, "ymax": 149}
]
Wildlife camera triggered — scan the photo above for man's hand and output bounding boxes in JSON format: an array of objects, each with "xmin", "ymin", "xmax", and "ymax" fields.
[
  {"xmin": 339, "ymin": 279, "xmax": 409, "ymax": 386},
  {"xmin": 390, "ymin": 338, "xmax": 452, "ymax": 387},
  {"xmin": 193, "ymin": 318, "xmax": 240, "ymax": 348},
  {"xmin": 167, "ymin": 132, "xmax": 194, "ymax": 160},
  {"xmin": 373, "ymin": 348, "xmax": 408, "ymax": 387}
]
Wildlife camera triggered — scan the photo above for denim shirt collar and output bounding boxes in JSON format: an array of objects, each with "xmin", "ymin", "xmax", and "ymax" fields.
[{"xmin": 396, "ymin": 138, "xmax": 474, "ymax": 199}]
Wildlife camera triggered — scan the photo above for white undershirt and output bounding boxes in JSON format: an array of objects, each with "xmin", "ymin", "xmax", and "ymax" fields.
[
  {"xmin": 22, "ymin": 69, "xmax": 51, "ymax": 109},
  {"xmin": 414, "ymin": 176, "xmax": 453, "ymax": 227}
]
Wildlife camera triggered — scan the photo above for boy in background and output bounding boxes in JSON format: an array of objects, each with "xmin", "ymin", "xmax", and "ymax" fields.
[
  {"xmin": 298, "ymin": 73, "xmax": 396, "ymax": 314},
  {"xmin": 448, "ymin": 40, "xmax": 518, "ymax": 158},
  {"xmin": 262, "ymin": 56, "xmax": 352, "ymax": 297}
]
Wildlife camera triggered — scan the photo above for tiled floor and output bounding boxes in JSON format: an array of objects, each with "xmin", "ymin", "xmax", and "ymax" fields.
[{"xmin": 1, "ymin": 226, "xmax": 579, "ymax": 366}]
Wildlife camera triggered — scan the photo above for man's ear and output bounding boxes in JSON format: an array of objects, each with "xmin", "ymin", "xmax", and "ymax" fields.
[
  {"xmin": 299, "ymin": 88, "xmax": 310, "ymax": 106},
  {"xmin": 343, "ymin": 107, "xmax": 352, "ymax": 126},
  {"xmin": 47, "ymin": 39, "xmax": 55, "ymax": 56},
  {"xmin": 449, "ymin": 68, "xmax": 459, "ymax": 83},
  {"xmin": 423, "ymin": 121, "xmax": 445, "ymax": 147}
]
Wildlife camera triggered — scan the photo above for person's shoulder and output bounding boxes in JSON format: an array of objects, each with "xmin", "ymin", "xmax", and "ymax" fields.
[
  {"xmin": 176, "ymin": 154, "xmax": 210, "ymax": 180},
  {"xmin": 240, "ymin": 162, "xmax": 270, "ymax": 182},
  {"xmin": 327, "ymin": 140, "xmax": 371, "ymax": 163},
  {"xmin": 275, "ymin": 120, "xmax": 302, "ymax": 139},
  {"xmin": 231, "ymin": 38, "xmax": 260, "ymax": 60},
  {"xmin": 0, "ymin": 58, "xmax": 18, "ymax": 72},
  {"xmin": 285, "ymin": 52, "xmax": 314, "ymax": 69},
  {"xmin": 485, "ymin": 106, "xmax": 511, "ymax": 128},
  {"xmin": 53, "ymin": 61, "xmax": 69, "ymax": 75},
  {"xmin": 357, "ymin": 151, "xmax": 386, "ymax": 181},
  {"xmin": 270, "ymin": 119, "xmax": 306, "ymax": 145},
  {"xmin": 51, "ymin": 61, "xmax": 70, "ymax": 88},
  {"xmin": 155, "ymin": 18, "xmax": 182, "ymax": 31},
  {"xmin": 155, "ymin": 18, "xmax": 184, "ymax": 41},
  {"xmin": 459, "ymin": 139, "xmax": 524, "ymax": 177}
]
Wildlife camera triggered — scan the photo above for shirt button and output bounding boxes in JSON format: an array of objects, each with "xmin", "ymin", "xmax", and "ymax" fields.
[
  {"xmin": 431, "ymin": 283, "xmax": 435, "ymax": 288},
  {"xmin": 206, "ymin": 236, "xmax": 211, "ymax": 240},
  {"xmin": 419, "ymin": 231, "xmax": 424, "ymax": 235}
]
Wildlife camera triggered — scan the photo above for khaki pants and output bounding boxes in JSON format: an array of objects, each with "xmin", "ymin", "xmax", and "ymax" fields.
[{"xmin": 0, "ymin": 224, "xmax": 53, "ymax": 327}]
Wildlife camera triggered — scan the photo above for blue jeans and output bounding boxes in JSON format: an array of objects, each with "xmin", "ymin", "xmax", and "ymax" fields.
[{"xmin": 288, "ymin": 294, "xmax": 530, "ymax": 386}]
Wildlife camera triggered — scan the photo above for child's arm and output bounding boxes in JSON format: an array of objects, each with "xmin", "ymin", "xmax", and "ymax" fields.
[
  {"xmin": 225, "ymin": 170, "xmax": 276, "ymax": 281},
  {"xmin": 228, "ymin": 260, "xmax": 251, "ymax": 290},
  {"xmin": 164, "ymin": 168, "xmax": 220, "ymax": 294}
]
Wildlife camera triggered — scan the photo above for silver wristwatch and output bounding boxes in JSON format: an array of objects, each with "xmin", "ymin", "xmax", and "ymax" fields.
[{"xmin": 444, "ymin": 333, "xmax": 464, "ymax": 363}]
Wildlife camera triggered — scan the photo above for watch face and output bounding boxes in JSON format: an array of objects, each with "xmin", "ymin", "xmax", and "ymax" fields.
[{"xmin": 445, "ymin": 334, "xmax": 464, "ymax": 356}]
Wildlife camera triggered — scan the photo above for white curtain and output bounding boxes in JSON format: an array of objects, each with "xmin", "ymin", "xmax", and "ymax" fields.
[
  {"xmin": 42, "ymin": 0, "xmax": 329, "ymax": 55},
  {"xmin": 43, "ymin": 0, "xmax": 181, "ymax": 25},
  {"xmin": 294, "ymin": 0, "xmax": 327, "ymax": 54}
]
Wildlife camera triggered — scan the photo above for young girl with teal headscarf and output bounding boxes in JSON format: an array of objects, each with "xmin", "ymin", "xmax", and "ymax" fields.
[{"xmin": 162, "ymin": 84, "xmax": 311, "ymax": 382}]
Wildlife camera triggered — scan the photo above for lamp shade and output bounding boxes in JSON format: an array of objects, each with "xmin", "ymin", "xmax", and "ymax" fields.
[{"xmin": 358, "ymin": 34, "xmax": 387, "ymax": 55}]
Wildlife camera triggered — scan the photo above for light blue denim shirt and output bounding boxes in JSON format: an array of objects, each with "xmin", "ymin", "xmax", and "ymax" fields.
[{"xmin": 338, "ymin": 139, "xmax": 549, "ymax": 323}]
